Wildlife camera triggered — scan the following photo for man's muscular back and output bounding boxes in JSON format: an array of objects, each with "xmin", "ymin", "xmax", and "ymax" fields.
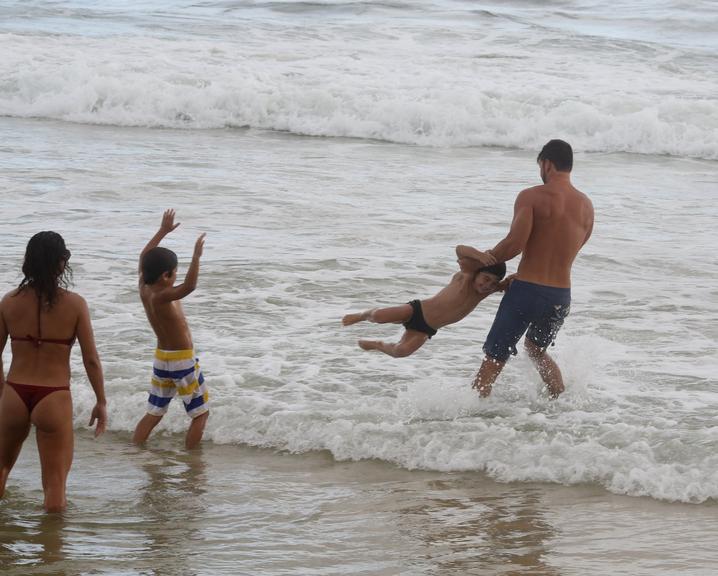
[{"xmin": 517, "ymin": 181, "xmax": 593, "ymax": 288}]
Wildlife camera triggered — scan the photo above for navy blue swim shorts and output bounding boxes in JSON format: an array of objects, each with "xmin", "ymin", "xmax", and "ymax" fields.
[{"xmin": 483, "ymin": 279, "xmax": 571, "ymax": 363}]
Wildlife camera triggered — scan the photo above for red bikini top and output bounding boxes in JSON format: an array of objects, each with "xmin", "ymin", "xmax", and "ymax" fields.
[{"xmin": 10, "ymin": 300, "xmax": 76, "ymax": 348}]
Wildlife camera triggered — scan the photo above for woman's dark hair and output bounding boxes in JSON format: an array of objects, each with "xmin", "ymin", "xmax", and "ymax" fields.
[
  {"xmin": 537, "ymin": 139, "xmax": 573, "ymax": 172},
  {"xmin": 142, "ymin": 247, "xmax": 178, "ymax": 284},
  {"xmin": 18, "ymin": 231, "xmax": 73, "ymax": 308}
]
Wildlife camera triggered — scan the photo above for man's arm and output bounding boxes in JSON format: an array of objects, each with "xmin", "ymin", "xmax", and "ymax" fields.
[
  {"xmin": 582, "ymin": 200, "xmax": 594, "ymax": 246},
  {"xmin": 455, "ymin": 245, "xmax": 496, "ymax": 274},
  {"xmin": 154, "ymin": 234, "xmax": 206, "ymax": 303},
  {"xmin": 455, "ymin": 245, "xmax": 496, "ymax": 265},
  {"xmin": 138, "ymin": 209, "xmax": 181, "ymax": 277},
  {"xmin": 489, "ymin": 189, "xmax": 534, "ymax": 263}
]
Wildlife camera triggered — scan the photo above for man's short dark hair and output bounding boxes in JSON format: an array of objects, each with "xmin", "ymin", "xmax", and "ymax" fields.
[
  {"xmin": 537, "ymin": 139, "xmax": 573, "ymax": 172},
  {"xmin": 142, "ymin": 247, "xmax": 178, "ymax": 284},
  {"xmin": 478, "ymin": 262, "xmax": 507, "ymax": 280}
]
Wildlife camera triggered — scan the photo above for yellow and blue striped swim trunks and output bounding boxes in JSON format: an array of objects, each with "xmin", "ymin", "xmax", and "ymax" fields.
[{"xmin": 147, "ymin": 349, "xmax": 209, "ymax": 418}]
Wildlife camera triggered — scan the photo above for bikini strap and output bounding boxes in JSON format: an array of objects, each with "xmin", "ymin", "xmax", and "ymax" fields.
[{"xmin": 12, "ymin": 297, "xmax": 74, "ymax": 347}]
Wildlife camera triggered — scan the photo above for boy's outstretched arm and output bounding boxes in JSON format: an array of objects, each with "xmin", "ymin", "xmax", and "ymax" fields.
[
  {"xmin": 455, "ymin": 245, "xmax": 496, "ymax": 273},
  {"xmin": 138, "ymin": 209, "xmax": 181, "ymax": 275},
  {"xmin": 155, "ymin": 233, "xmax": 206, "ymax": 303}
]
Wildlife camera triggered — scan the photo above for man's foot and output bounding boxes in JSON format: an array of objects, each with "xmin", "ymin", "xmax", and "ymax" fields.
[
  {"xmin": 358, "ymin": 339, "xmax": 381, "ymax": 351},
  {"xmin": 471, "ymin": 373, "xmax": 492, "ymax": 398},
  {"xmin": 342, "ymin": 311, "xmax": 368, "ymax": 326},
  {"xmin": 547, "ymin": 383, "xmax": 565, "ymax": 400}
]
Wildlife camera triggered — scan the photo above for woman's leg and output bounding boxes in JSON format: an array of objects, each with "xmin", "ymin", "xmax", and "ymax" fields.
[
  {"xmin": 32, "ymin": 390, "xmax": 73, "ymax": 513},
  {"xmin": 0, "ymin": 385, "xmax": 31, "ymax": 499}
]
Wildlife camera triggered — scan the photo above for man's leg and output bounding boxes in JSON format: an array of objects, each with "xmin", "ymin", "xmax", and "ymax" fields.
[
  {"xmin": 133, "ymin": 414, "xmax": 164, "ymax": 445},
  {"xmin": 524, "ymin": 339, "xmax": 564, "ymax": 399},
  {"xmin": 472, "ymin": 356, "xmax": 506, "ymax": 398},
  {"xmin": 343, "ymin": 304, "xmax": 412, "ymax": 326},
  {"xmin": 359, "ymin": 330, "xmax": 428, "ymax": 358}
]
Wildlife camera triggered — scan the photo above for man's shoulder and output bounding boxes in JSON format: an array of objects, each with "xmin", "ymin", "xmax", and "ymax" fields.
[{"xmin": 516, "ymin": 185, "xmax": 545, "ymax": 205}]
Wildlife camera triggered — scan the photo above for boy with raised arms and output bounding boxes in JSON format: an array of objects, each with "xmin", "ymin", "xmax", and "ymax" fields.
[{"xmin": 132, "ymin": 210, "xmax": 209, "ymax": 449}]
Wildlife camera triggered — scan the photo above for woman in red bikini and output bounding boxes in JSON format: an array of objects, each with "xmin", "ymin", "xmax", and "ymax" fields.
[{"xmin": 0, "ymin": 231, "xmax": 107, "ymax": 512}]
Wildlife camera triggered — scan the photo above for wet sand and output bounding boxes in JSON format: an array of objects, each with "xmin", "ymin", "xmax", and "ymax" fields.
[{"xmin": 1, "ymin": 432, "xmax": 716, "ymax": 575}]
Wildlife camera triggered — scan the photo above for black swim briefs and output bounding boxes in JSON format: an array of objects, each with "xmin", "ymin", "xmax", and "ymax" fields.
[{"xmin": 403, "ymin": 300, "xmax": 438, "ymax": 338}]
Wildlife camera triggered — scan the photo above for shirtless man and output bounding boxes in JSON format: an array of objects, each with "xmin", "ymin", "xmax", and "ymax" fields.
[
  {"xmin": 342, "ymin": 251, "xmax": 506, "ymax": 358},
  {"xmin": 462, "ymin": 140, "xmax": 594, "ymax": 398}
]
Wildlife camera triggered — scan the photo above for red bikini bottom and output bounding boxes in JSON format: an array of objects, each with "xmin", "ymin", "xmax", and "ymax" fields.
[{"xmin": 5, "ymin": 381, "xmax": 70, "ymax": 413}]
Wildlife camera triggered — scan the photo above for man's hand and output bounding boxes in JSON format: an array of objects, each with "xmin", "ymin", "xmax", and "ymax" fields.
[
  {"xmin": 194, "ymin": 233, "xmax": 206, "ymax": 258},
  {"xmin": 497, "ymin": 273, "xmax": 517, "ymax": 292},
  {"xmin": 160, "ymin": 209, "xmax": 181, "ymax": 235},
  {"xmin": 89, "ymin": 402, "xmax": 107, "ymax": 438},
  {"xmin": 455, "ymin": 245, "xmax": 496, "ymax": 267},
  {"xmin": 475, "ymin": 251, "xmax": 496, "ymax": 266}
]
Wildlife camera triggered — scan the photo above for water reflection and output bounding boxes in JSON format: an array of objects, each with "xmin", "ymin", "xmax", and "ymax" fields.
[
  {"xmin": 0, "ymin": 507, "xmax": 67, "ymax": 574},
  {"xmin": 134, "ymin": 447, "xmax": 208, "ymax": 576},
  {"xmin": 395, "ymin": 478, "xmax": 559, "ymax": 575}
]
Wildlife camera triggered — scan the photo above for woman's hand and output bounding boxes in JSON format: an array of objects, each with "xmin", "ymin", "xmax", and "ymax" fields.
[{"xmin": 89, "ymin": 402, "xmax": 107, "ymax": 438}]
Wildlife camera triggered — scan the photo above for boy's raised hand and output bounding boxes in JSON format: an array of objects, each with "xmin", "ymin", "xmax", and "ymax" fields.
[
  {"xmin": 160, "ymin": 209, "xmax": 181, "ymax": 235},
  {"xmin": 194, "ymin": 233, "xmax": 206, "ymax": 258}
]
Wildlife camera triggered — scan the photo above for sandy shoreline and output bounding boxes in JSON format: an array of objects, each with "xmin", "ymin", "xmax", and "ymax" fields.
[{"xmin": 1, "ymin": 431, "xmax": 715, "ymax": 575}]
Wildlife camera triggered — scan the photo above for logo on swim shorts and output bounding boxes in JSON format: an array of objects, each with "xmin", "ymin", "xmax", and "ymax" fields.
[{"xmin": 551, "ymin": 303, "xmax": 570, "ymax": 322}]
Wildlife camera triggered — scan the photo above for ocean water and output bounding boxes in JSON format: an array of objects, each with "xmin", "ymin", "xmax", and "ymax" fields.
[{"xmin": 1, "ymin": 1, "xmax": 718, "ymax": 572}]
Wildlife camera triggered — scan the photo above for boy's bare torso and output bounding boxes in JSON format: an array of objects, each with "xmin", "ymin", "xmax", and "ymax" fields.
[
  {"xmin": 421, "ymin": 272, "xmax": 487, "ymax": 329},
  {"xmin": 140, "ymin": 286, "xmax": 193, "ymax": 350},
  {"xmin": 516, "ymin": 182, "xmax": 593, "ymax": 288}
]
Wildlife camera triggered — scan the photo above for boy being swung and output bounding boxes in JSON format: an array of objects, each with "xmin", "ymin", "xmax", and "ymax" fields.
[
  {"xmin": 132, "ymin": 210, "xmax": 209, "ymax": 449},
  {"xmin": 342, "ymin": 247, "xmax": 506, "ymax": 358}
]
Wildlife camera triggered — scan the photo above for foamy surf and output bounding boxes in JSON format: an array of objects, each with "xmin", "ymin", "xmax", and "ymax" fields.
[{"xmin": 1, "ymin": 1, "xmax": 717, "ymax": 159}]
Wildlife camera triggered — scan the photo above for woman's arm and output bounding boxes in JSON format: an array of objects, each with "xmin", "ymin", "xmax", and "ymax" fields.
[
  {"xmin": 0, "ymin": 298, "xmax": 7, "ymax": 394},
  {"xmin": 75, "ymin": 296, "xmax": 107, "ymax": 437}
]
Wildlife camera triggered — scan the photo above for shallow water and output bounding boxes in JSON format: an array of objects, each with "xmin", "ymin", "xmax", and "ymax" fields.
[
  {"xmin": 1, "ymin": 117, "xmax": 716, "ymax": 505},
  {"xmin": 1, "ymin": 432, "xmax": 717, "ymax": 575},
  {"xmin": 1, "ymin": 0, "xmax": 718, "ymax": 572}
]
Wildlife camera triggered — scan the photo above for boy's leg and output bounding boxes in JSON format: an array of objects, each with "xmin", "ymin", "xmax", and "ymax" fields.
[
  {"xmin": 185, "ymin": 411, "xmax": 209, "ymax": 450},
  {"xmin": 343, "ymin": 304, "xmax": 413, "ymax": 326},
  {"xmin": 0, "ymin": 386, "xmax": 31, "ymax": 499},
  {"xmin": 136, "ymin": 352, "xmax": 176, "ymax": 446},
  {"xmin": 524, "ymin": 339, "xmax": 564, "ymax": 398},
  {"xmin": 342, "ymin": 309, "xmax": 375, "ymax": 326},
  {"xmin": 359, "ymin": 330, "xmax": 428, "ymax": 358},
  {"xmin": 180, "ymin": 358, "xmax": 209, "ymax": 450},
  {"xmin": 133, "ymin": 414, "xmax": 164, "ymax": 445}
]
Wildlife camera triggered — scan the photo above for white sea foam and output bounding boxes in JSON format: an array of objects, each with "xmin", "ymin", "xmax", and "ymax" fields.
[
  {"xmin": 1, "ymin": 1, "xmax": 717, "ymax": 158},
  {"xmin": 2, "ymin": 1, "xmax": 718, "ymax": 505}
]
